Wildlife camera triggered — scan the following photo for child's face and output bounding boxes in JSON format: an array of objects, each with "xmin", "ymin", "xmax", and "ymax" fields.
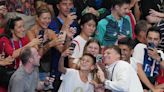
[
  {"xmin": 79, "ymin": 55, "xmax": 94, "ymax": 71},
  {"xmin": 86, "ymin": 42, "xmax": 100, "ymax": 57}
]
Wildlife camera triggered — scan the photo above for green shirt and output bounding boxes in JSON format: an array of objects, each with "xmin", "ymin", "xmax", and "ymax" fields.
[{"xmin": 95, "ymin": 14, "xmax": 132, "ymax": 46}]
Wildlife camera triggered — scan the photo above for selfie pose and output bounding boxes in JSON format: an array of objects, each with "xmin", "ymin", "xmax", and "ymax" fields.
[
  {"xmin": 97, "ymin": 45, "xmax": 143, "ymax": 92},
  {"xmin": 133, "ymin": 27, "xmax": 164, "ymax": 92},
  {"xmin": 58, "ymin": 49, "xmax": 96, "ymax": 92}
]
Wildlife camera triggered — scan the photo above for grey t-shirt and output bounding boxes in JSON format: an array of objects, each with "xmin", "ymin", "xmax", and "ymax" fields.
[{"xmin": 8, "ymin": 66, "xmax": 39, "ymax": 92}]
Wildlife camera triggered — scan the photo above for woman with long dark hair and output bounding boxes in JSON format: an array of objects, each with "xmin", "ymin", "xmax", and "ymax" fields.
[{"xmin": 0, "ymin": 16, "xmax": 41, "ymax": 91}]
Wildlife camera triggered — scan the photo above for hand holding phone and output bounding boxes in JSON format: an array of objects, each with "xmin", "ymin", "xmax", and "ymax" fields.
[{"xmin": 44, "ymin": 77, "xmax": 55, "ymax": 90}]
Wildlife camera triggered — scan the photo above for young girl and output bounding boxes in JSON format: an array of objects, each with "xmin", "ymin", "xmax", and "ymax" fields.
[
  {"xmin": 69, "ymin": 39, "xmax": 101, "ymax": 68},
  {"xmin": 0, "ymin": 17, "xmax": 41, "ymax": 92},
  {"xmin": 0, "ymin": 17, "xmax": 41, "ymax": 68}
]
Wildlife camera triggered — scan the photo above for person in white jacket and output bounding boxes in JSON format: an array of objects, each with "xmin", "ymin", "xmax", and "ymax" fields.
[{"xmin": 97, "ymin": 45, "xmax": 143, "ymax": 92}]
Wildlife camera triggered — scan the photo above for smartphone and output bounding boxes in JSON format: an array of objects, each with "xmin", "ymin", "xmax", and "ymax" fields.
[
  {"xmin": 39, "ymin": 29, "xmax": 44, "ymax": 39},
  {"xmin": 70, "ymin": 7, "xmax": 77, "ymax": 13},
  {"xmin": 96, "ymin": 54, "xmax": 103, "ymax": 63},
  {"xmin": 58, "ymin": 31, "xmax": 66, "ymax": 42},
  {"xmin": 148, "ymin": 42, "xmax": 155, "ymax": 48},
  {"xmin": 69, "ymin": 42, "xmax": 76, "ymax": 51},
  {"xmin": 148, "ymin": 42, "xmax": 155, "ymax": 50}
]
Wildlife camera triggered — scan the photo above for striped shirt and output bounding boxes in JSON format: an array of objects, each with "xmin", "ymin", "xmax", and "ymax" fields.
[{"xmin": 157, "ymin": 20, "xmax": 164, "ymax": 51}]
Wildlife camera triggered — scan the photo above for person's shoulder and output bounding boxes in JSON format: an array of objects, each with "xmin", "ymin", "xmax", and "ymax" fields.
[
  {"xmin": 135, "ymin": 43, "xmax": 147, "ymax": 49},
  {"xmin": 118, "ymin": 60, "xmax": 130, "ymax": 65},
  {"xmin": 98, "ymin": 15, "xmax": 112, "ymax": 24},
  {"xmin": 49, "ymin": 19, "xmax": 57, "ymax": 25},
  {"xmin": 65, "ymin": 68, "xmax": 79, "ymax": 75},
  {"xmin": 73, "ymin": 35, "xmax": 86, "ymax": 44},
  {"xmin": 116, "ymin": 60, "xmax": 131, "ymax": 69},
  {"xmin": 0, "ymin": 36, "xmax": 10, "ymax": 43},
  {"xmin": 66, "ymin": 68, "xmax": 77, "ymax": 72},
  {"xmin": 11, "ymin": 69, "xmax": 25, "ymax": 82},
  {"xmin": 0, "ymin": 36, "xmax": 9, "ymax": 40},
  {"xmin": 124, "ymin": 15, "xmax": 131, "ymax": 19},
  {"xmin": 73, "ymin": 35, "xmax": 81, "ymax": 40}
]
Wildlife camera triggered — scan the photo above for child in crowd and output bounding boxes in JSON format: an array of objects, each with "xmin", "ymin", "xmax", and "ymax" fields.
[
  {"xmin": 58, "ymin": 48, "xmax": 96, "ymax": 92},
  {"xmin": 69, "ymin": 39, "xmax": 101, "ymax": 68}
]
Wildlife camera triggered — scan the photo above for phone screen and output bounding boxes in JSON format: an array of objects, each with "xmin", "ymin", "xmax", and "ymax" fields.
[
  {"xmin": 69, "ymin": 42, "xmax": 76, "ymax": 51},
  {"xmin": 58, "ymin": 31, "xmax": 66, "ymax": 42},
  {"xmin": 96, "ymin": 54, "xmax": 103, "ymax": 63},
  {"xmin": 39, "ymin": 29, "xmax": 44, "ymax": 39},
  {"xmin": 148, "ymin": 42, "xmax": 155, "ymax": 49}
]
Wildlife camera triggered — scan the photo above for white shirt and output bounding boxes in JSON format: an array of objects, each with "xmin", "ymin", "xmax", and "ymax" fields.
[
  {"xmin": 71, "ymin": 35, "xmax": 87, "ymax": 59},
  {"xmin": 130, "ymin": 57, "xmax": 138, "ymax": 72},
  {"xmin": 58, "ymin": 69, "xmax": 94, "ymax": 92},
  {"xmin": 133, "ymin": 43, "xmax": 164, "ymax": 64},
  {"xmin": 104, "ymin": 60, "xmax": 143, "ymax": 92}
]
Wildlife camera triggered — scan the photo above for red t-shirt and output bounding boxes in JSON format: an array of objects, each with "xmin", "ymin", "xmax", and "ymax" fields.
[
  {"xmin": 127, "ymin": 12, "xmax": 136, "ymax": 39},
  {"xmin": 156, "ymin": 69, "xmax": 164, "ymax": 84},
  {"xmin": 0, "ymin": 36, "xmax": 29, "ymax": 68}
]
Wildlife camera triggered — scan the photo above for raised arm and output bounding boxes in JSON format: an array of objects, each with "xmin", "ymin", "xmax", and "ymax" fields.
[{"xmin": 58, "ymin": 48, "xmax": 72, "ymax": 74}]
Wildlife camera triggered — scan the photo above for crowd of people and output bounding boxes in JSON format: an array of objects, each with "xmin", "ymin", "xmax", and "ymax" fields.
[{"xmin": 0, "ymin": 0, "xmax": 164, "ymax": 92}]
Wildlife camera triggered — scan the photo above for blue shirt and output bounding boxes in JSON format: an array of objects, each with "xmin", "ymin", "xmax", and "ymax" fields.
[{"xmin": 48, "ymin": 17, "xmax": 80, "ymax": 77}]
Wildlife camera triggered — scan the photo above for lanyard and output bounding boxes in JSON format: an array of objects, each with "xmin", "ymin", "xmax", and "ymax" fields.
[
  {"xmin": 118, "ymin": 18, "xmax": 123, "ymax": 34},
  {"xmin": 10, "ymin": 38, "xmax": 22, "ymax": 68},
  {"xmin": 110, "ymin": 63, "xmax": 117, "ymax": 81},
  {"xmin": 57, "ymin": 17, "xmax": 64, "ymax": 25},
  {"xmin": 111, "ymin": 14, "xmax": 123, "ymax": 34},
  {"xmin": 10, "ymin": 39, "xmax": 22, "ymax": 50}
]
